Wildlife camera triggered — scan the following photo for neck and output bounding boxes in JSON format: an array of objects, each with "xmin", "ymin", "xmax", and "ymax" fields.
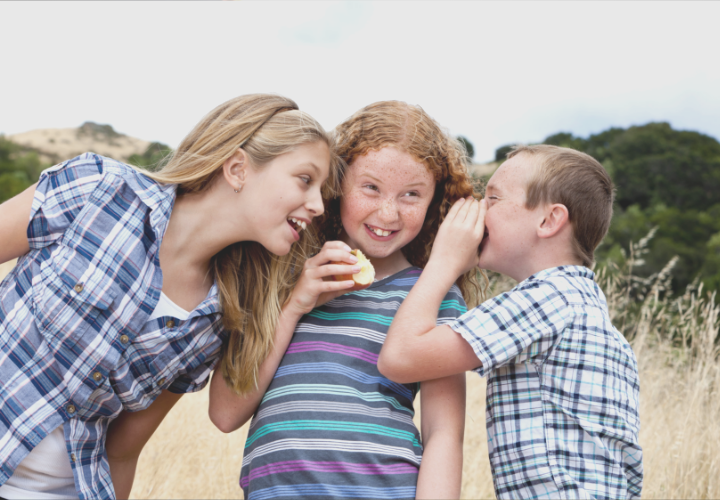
[{"xmin": 161, "ymin": 186, "xmax": 250, "ymax": 273}]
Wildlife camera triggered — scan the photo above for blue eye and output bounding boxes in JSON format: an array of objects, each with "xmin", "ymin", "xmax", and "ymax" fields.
[{"xmin": 300, "ymin": 176, "xmax": 311, "ymax": 184}]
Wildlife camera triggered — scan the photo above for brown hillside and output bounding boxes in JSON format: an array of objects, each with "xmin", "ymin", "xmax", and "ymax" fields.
[{"xmin": 8, "ymin": 122, "xmax": 151, "ymax": 164}]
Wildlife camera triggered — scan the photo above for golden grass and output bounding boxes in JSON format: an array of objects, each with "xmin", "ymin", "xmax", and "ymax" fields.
[{"xmin": 2, "ymin": 236, "xmax": 719, "ymax": 498}]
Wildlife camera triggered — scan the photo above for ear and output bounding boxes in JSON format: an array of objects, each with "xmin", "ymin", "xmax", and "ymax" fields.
[
  {"xmin": 222, "ymin": 149, "xmax": 249, "ymax": 192},
  {"xmin": 537, "ymin": 203, "xmax": 570, "ymax": 239}
]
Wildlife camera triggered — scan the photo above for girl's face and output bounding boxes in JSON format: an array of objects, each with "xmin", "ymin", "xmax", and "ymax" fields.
[
  {"xmin": 242, "ymin": 141, "xmax": 330, "ymax": 255},
  {"xmin": 340, "ymin": 146, "xmax": 435, "ymax": 268}
]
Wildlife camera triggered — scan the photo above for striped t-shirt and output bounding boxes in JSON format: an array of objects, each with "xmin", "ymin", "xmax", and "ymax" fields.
[{"xmin": 241, "ymin": 267, "xmax": 467, "ymax": 500}]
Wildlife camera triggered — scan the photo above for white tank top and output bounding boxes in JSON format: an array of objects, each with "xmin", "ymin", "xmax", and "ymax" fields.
[{"xmin": 0, "ymin": 293, "xmax": 190, "ymax": 499}]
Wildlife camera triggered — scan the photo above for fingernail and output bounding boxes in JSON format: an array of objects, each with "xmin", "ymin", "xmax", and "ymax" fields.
[
  {"xmin": 352, "ymin": 266, "xmax": 362, "ymax": 273},
  {"xmin": 349, "ymin": 255, "xmax": 358, "ymax": 263},
  {"xmin": 344, "ymin": 245, "xmax": 352, "ymax": 252}
]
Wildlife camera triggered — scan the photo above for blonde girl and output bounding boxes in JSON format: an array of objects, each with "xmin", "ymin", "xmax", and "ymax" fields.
[
  {"xmin": 210, "ymin": 101, "xmax": 482, "ymax": 499},
  {"xmin": 0, "ymin": 94, "xmax": 342, "ymax": 500}
]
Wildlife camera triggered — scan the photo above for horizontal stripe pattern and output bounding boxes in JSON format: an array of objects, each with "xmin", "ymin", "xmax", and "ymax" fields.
[
  {"xmin": 248, "ymin": 484, "xmax": 417, "ymax": 500},
  {"xmin": 241, "ymin": 267, "xmax": 466, "ymax": 498},
  {"xmin": 241, "ymin": 460, "xmax": 417, "ymax": 488}
]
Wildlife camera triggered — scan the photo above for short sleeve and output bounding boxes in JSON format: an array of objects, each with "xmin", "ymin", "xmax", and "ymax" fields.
[
  {"xmin": 436, "ymin": 284, "xmax": 468, "ymax": 326},
  {"xmin": 27, "ymin": 154, "xmax": 105, "ymax": 249},
  {"xmin": 449, "ymin": 280, "xmax": 570, "ymax": 377}
]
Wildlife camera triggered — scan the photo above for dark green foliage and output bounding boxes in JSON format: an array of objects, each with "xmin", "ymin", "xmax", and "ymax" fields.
[
  {"xmin": 541, "ymin": 123, "xmax": 720, "ymax": 292},
  {"xmin": 0, "ymin": 136, "xmax": 48, "ymax": 203},
  {"xmin": 457, "ymin": 136, "xmax": 475, "ymax": 161},
  {"xmin": 494, "ymin": 144, "xmax": 514, "ymax": 162},
  {"xmin": 128, "ymin": 142, "xmax": 173, "ymax": 171}
]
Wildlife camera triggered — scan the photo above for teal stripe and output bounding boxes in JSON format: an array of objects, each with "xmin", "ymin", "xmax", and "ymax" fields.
[
  {"xmin": 261, "ymin": 384, "xmax": 413, "ymax": 414},
  {"xmin": 245, "ymin": 420, "xmax": 421, "ymax": 448},
  {"xmin": 307, "ymin": 310, "xmax": 392, "ymax": 326},
  {"xmin": 440, "ymin": 299, "xmax": 467, "ymax": 314}
]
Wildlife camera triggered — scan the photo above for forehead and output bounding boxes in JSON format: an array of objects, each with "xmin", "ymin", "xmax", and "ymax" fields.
[
  {"xmin": 349, "ymin": 146, "xmax": 433, "ymax": 184},
  {"xmin": 487, "ymin": 153, "xmax": 535, "ymax": 193}
]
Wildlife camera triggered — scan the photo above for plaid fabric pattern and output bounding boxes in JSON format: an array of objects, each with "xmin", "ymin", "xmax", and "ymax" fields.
[
  {"xmin": 450, "ymin": 266, "xmax": 643, "ymax": 500},
  {"xmin": 0, "ymin": 154, "xmax": 224, "ymax": 500}
]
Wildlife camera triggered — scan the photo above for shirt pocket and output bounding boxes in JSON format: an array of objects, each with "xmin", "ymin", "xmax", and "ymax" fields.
[{"xmin": 33, "ymin": 243, "xmax": 119, "ymax": 351}]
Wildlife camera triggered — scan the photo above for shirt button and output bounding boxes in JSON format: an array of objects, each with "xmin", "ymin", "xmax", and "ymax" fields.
[
  {"xmin": 165, "ymin": 319, "xmax": 175, "ymax": 328},
  {"xmin": 92, "ymin": 371, "xmax": 103, "ymax": 382},
  {"xmin": 71, "ymin": 453, "xmax": 76, "ymax": 463},
  {"xmin": 158, "ymin": 377, "xmax": 166, "ymax": 386},
  {"xmin": 73, "ymin": 283, "xmax": 84, "ymax": 293},
  {"xmin": 67, "ymin": 404, "xmax": 77, "ymax": 415},
  {"xmin": 120, "ymin": 334, "xmax": 130, "ymax": 344}
]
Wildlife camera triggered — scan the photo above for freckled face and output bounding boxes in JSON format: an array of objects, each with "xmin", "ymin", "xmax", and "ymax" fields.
[
  {"xmin": 340, "ymin": 146, "xmax": 435, "ymax": 261},
  {"xmin": 479, "ymin": 153, "xmax": 540, "ymax": 276}
]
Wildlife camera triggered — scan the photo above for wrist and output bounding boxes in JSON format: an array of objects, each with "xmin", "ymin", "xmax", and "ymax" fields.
[{"xmin": 423, "ymin": 258, "xmax": 459, "ymax": 291}]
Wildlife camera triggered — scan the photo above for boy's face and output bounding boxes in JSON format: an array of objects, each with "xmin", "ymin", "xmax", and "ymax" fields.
[{"xmin": 479, "ymin": 153, "xmax": 544, "ymax": 279}]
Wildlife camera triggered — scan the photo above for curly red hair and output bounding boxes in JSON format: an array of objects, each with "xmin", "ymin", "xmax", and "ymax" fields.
[{"xmin": 317, "ymin": 101, "xmax": 484, "ymax": 306}]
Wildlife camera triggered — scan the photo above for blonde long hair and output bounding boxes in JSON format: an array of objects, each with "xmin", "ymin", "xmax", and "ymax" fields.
[
  {"xmin": 319, "ymin": 101, "xmax": 484, "ymax": 307},
  {"xmin": 144, "ymin": 94, "xmax": 340, "ymax": 395}
]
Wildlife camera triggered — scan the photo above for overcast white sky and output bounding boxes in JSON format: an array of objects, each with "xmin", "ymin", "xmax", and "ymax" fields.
[{"xmin": 1, "ymin": 1, "xmax": 718, "ymax": 162}]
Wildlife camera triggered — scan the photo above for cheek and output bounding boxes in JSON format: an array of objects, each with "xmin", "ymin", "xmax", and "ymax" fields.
[
  {"xmin": 340, "ymin": 191, "xmax": 378, "ymax": 223},
  {"xmin": 400, "ymin": 204, "xmax": 429, "ymax": 234}
]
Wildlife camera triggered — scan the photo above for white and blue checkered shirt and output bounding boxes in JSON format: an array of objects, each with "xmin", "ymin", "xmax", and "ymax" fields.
[
  {"xmin": 450, "ymin": 266, "xmax": 642, "ymax": 499},
  {"xmin": 0, "ymin": 154, "xmax": 224, "ymax": 500}
]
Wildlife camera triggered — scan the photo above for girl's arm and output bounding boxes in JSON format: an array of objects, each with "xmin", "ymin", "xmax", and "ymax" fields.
[
  {"xmin": 379, "ymin": 198, "xmax": 486, "ymax": 383},
  {"xmin": 106, "ymin": 390, "xmax": 183, "ymax": 499},
  {"xmin": 208, "ymin": 241, "xmax": 359, "ymax": 433},
  {"xmin": 415, "ymin": 373, "xmax": 466, "ymax": 500},
  {"xmin": 0, "ymin": 183, "xmax": 35, "ymax": 264}
]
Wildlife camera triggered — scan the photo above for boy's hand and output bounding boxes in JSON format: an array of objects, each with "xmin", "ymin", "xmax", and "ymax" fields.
[
  {"xmin": 430, "ymin": 197, "xmax": 487, "ymax": 278},
  {"xmin": 285, "ymin": 241, "xmax": 359, "ymax": 317}
]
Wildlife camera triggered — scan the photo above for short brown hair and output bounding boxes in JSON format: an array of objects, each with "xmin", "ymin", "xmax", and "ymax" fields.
[
  {"xmin": 321, "ymin": 101, "xmax": 484, "ymax": 306},
  {"xmin": 508, "ymin": 144, "xmax": 614, "ymax": 267}
]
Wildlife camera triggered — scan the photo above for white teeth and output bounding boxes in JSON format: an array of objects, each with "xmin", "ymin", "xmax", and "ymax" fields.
[
  {"xmin": 288, "ymin": 218, "xmax": 305, "ymax": 232},
  {"xmin": 370, "ymin": 226, "xmax": 392, "ymax": 237}
]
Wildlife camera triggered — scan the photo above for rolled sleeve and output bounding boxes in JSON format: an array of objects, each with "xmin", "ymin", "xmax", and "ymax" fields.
[
  {"xmin": 27, "ymin": 154, "xmax": 104, "ymax": 249},
  {"xmin": 449, "ymin": 280, "xmax": 570, "ymax": 376}
]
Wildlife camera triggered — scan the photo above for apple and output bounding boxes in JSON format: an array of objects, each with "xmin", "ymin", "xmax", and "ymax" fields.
[{"xmin": 333, "ymin": 249, "xmax": 375, "ymax": 291}]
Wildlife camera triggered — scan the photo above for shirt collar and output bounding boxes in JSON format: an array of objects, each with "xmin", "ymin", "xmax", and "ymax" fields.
[{"xmin": 524, "ymin": 265, "xmax": 595, "ymax": 284}]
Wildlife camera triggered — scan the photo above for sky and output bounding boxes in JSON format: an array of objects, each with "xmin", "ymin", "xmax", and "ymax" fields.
[{"xmin": 1, "ymin": 1, "xmax": 718, "ymax": 162}]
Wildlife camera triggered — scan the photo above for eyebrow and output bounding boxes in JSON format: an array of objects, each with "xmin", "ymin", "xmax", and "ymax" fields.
[{"xmin": 360, "ymin": 172, "xmax": 431, "ymax": 188}]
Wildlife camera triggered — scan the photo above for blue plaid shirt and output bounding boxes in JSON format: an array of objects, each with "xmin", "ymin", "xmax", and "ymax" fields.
[
  {"xmin": 0, "ymin": 154, "xmax": 224, "ymax": 500},
  {"xmin": 450, "ymin": 266, "xmax": 642, "ymax": 500}
]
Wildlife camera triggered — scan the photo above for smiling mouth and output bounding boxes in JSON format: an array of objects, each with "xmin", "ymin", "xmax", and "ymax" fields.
[
  {"xmin": 287, "ymin": 217, "xmax": 307, "ymax": 232},
  {"xmin": 365, "ymin": 224, "xmax": 397, "ymax": 238}
]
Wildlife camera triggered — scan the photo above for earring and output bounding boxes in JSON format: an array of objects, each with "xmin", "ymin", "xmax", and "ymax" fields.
[{"xmin": 234, "ymin": 185, "xmax": 242, "ymax": 193}]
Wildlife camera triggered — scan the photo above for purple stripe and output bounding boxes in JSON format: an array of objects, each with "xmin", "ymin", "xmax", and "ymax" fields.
[
  {"xmin": 241, "ymin": 460, "xmax": 418, "ymax": 487},
  {"xmin": 407, "ymin": 270, "xmax": 422, "ymax": 274},
  {"xmin": 285, "ymin": 341, "xmax": 379, "ymax": 364}
]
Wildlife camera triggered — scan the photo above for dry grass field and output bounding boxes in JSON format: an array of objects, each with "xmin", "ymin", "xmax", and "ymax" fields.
[{"xmin": 2, "ymin": 237, "xmax": 719, "ymax": 498}]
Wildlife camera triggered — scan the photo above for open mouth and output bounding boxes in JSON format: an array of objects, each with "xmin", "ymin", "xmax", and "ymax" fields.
[
  {"xmin": 365, "ymin": 224, "xmax": 397, "ymax": 239},
  {"xmin": 287, "ymin": 217, "xmax": 307, "ymax": 233}
]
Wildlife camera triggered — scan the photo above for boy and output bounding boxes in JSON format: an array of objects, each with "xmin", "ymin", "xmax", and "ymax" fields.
[{"xmin": 378, "ymin": 145, "xmax": 643, "ymax": 499}]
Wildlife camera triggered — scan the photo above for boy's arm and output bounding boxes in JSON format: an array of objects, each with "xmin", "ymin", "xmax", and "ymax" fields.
[
  {"xmin": 106, "ymin": 390, "xmax": 183, "ymax": 500},
  {"xmin": 379, "ymin": 198, "xmax": 486, "ymax": 383},
  {"xmin": 415, "ymin": 373, "xmax": 466, "ymax": 499}
]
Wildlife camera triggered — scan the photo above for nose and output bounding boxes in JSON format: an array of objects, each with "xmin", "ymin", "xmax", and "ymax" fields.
[
  {"xmin": 306, "ymin": 186, "xmax": 325, "ymax": 217},
  {"xmin": 377, "ymin": 196, "xmax": 399, "ymax": 224}
]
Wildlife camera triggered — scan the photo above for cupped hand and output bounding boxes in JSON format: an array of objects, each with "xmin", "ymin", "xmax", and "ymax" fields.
[
  {"xmin": 285, "ymin": 241, "xmax": 360, "ymax": 317},
  {"xmin": 429, "ymin": 197, "xmax": 487, "ymax": 278}
]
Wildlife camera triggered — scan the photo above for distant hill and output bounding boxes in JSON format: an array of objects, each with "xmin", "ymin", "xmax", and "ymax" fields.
[{"xmin": 8, "ymin": 122, "xmax": 152, "ymax": 164}]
